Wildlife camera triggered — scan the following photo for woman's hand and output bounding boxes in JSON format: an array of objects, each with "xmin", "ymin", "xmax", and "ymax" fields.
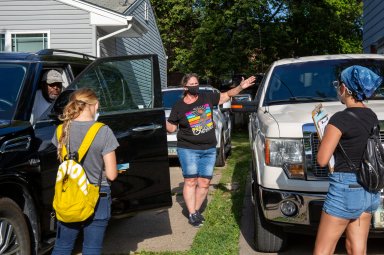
[
  {"xmin": 166, "ymin": 121, "xmax": 177, "ymax": 133},
  {"xmin": 240, "ymin": 76, "xmax": 257, "ymax": 89},
  {"xmin": 219, "ymin": 75, "xmax": 257, "ymax": 104}
]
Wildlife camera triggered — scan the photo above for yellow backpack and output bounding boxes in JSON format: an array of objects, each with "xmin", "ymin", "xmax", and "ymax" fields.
[{"xmin": 53, "ymin": 122, "xmax": 105, "ymax": 223}]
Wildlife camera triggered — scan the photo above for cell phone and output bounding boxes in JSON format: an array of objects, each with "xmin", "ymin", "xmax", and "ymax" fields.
[{"xmin": 348, "ymin": 184, "xmax": 361, "ymax": 188}]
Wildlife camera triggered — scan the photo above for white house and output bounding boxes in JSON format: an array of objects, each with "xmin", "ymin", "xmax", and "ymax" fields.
[{"xmin": 0, "ymin": 0, "xmax": 167, "ymax": 86}]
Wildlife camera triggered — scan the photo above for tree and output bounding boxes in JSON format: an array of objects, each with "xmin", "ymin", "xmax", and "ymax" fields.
[
  {"xmin": 280, "ymin": 0, "xmax": 363, "ymax": 56},
  {"xmin": 150, "ymin": 0, "xmax": 201, "ymax": 73},
  {"xmin": 151, "ymin": 0, "xmax": 363, "ymax": 82}
]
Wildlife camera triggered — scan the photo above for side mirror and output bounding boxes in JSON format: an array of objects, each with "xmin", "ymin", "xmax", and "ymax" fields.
[
  {"xmin": 50, "ymin": 89, "xmax": 76, "ymax": 118},
  {"xmin": 231, "ymin": 100, "xmax": 258, "ymax": 113},
  {"xmin": 220, "ymin": 100, "xmax": 231, "ymax": 111}
]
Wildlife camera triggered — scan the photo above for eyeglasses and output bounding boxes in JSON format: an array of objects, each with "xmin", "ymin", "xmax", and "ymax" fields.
[
  {"xmin": 332, "ymin": 80, "xmax": 340, "ymax": 89},
  {"xmin": 332, "ymin": 80, "xmax": 353, "ymax": 95}
]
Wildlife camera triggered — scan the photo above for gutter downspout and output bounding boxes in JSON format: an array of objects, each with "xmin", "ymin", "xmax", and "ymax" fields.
[{"xmin": 96, "ymin": 21, "xmax": 133, "ymax": 57}]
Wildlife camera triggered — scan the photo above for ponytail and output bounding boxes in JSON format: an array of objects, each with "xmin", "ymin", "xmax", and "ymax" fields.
[{"xmin": 56, "ymin": 88, "xmax": 98, "ymax": 161}]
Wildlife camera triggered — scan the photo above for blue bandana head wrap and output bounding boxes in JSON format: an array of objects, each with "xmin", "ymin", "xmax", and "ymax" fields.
[{"xmin": 340, "ymin": 65, "xmax": 383, "ymax": 100}]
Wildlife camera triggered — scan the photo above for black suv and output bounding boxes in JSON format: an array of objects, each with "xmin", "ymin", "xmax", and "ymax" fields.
[{"xmin": 0, "ymin": 50, "xmax": 171, "ymax": 254}]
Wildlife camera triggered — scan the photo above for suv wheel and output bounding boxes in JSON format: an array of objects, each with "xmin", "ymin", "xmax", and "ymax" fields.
[
  {"xmin": 253, "ymin": 195, "xmax": 286, "ymax": 252},
  {"xmin": 215, "ymin": 134, "xmax": 225, "ymax": 167},
  {"xmin": 0, "ymin": 198, "xmax": 31, "ymax": 255}
]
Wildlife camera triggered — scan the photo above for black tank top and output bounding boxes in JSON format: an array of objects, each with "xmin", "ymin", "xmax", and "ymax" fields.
[{"xmin": 328, "ymin": 107, "xmax": 379, "ymax": 172}]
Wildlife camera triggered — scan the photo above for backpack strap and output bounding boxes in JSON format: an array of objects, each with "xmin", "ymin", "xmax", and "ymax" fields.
[
  {"xmin": 345, "ymin": 111, "xmax": 379, "ymax": 135},
  {"xmin": 77, "ymin": 122, "xmax": 105, "ymax": 162},
  {"xmin": 56, "ymin": 124, "xmax": 66, "ymax": 161},
  {"xmin": 338, "ymin": 142, "xmax": 358, "ymax": 172},
  {"xmin": 339, "ymin": 110, "xmax": 380, "ymax": 171},
  {"xmin": 56, "ymin": 122, "xmax": 105, "ymax": 162}
]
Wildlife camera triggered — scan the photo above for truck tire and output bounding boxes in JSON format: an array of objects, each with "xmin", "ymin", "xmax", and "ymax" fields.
[
  {"xmin": 0, "ymin": 197, "xmax": 31, "ymax": 255},
  {"xmin": 215, "ymin": 135, "xmax": 225, "ymax": 167},
  {"xmin": 254, "ymin": 196, "xmax": 286, "ymax": 252}
]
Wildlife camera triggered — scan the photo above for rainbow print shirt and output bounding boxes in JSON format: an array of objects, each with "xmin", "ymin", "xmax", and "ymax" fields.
[{"xmin": 185, "ymin": 104, "xmax": 214, "ymax": 135}]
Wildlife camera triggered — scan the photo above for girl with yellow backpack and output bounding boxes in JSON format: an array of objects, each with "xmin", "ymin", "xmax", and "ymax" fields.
[{"xmin": 51, "ymin": 88, "xmax": 119, "ymax": 255}]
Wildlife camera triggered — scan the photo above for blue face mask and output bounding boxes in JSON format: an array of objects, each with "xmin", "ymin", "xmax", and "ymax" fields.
[{"xmin": 187, "ymin": 86, "xmax": 199, "ymax": 95}]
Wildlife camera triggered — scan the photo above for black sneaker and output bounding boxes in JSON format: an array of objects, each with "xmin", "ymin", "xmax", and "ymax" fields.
[
  {"xmin": 188, "ymin": 213, "xmax": 203, "ymax": 228},
  {"xmin": 195, "ymin": 210, "xmax": 205, "ymax": 222}
]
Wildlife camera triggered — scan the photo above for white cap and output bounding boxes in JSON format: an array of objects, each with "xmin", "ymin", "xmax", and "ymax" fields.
[{"xmin": 42, "ymin": 70, "xmax": 63, "ymax": 84}]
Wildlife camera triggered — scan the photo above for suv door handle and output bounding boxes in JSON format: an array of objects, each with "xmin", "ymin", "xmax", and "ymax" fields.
[{"xmin": 132, "ymin": 124, "xmax": 162, "ymax": 132}]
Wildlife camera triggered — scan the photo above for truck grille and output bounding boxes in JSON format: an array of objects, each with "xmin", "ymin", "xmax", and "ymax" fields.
[
  {"xmin": 310, "ymin": 133, "xmax": 331, "ymax": 178},
  {"xmin": 303, "ymin": 124, "xmax": 384, "ymax": 180}
]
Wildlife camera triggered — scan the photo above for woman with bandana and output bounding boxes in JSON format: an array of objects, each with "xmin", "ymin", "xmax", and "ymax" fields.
[
  {"xmin": 314, "ymin": 65, "xmax": 383, "ymax": 255},
  {"xmin": 166, "ymin": 73, "xmax": 256, "ymax": 227}
]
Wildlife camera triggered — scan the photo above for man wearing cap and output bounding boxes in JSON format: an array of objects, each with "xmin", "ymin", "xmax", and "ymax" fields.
[{"xmin": 31, "ymin": 69, "xmax": 63, "ymax": 123}]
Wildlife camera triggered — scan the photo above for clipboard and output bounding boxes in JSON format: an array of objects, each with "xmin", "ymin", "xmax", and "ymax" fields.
[{"xmin": 312, "ymin": 104, "xmax": 335, "ymax": 172}]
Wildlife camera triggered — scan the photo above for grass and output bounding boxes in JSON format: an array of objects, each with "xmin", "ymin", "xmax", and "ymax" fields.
[{"xmin": 137, "ymin": 131, "xmax": 251, "ymax": 255}]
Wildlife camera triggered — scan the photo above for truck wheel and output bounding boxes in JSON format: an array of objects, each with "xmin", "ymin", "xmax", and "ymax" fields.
[
  {"xmin": 254, "ymin": 199, "xmax": 286, "ymax": 252},
  {"xmin": 215, "ymin": 135, "xmax": 225, "ymax": 167},
  {"xmin": 0, "ymin": 197, "xmax": 31, "ymax": 255}
]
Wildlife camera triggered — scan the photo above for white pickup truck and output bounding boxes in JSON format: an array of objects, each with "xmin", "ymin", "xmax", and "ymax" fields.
[{"xmin": 232, "ymin": 54, "xmax": 384, "ymax": 252}]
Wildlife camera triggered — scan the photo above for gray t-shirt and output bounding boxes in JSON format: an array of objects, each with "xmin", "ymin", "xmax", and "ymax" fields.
[{"xmin": 52, "ymin": 121, "xmax": 119, "ymax": 186}]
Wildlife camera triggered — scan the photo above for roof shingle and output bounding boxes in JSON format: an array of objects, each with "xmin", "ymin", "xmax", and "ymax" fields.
[{"xmin": 82, "ymin": 0, "xmax": 136, "ymax": 14}]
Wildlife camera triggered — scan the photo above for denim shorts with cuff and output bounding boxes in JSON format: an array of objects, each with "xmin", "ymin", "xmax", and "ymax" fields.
[
  {"xmin": 177, "ymin": 147, "xmax": 217, "ymax": 179},
  {"xmin": 323, "ymin": 172, "xmax": 380, "ymax": 220}
]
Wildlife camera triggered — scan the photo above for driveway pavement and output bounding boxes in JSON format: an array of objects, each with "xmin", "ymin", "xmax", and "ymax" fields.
[
  {"xmin": 99, "ymin": 161, "xmax": 222, "ymax": 254},
  {"xmin": 72, "ymin": 161, "xmax": 384, "ymax": 255},
  {"xmin": 238, "ymin": 172, "xmax": 384, "ymax": 255}
]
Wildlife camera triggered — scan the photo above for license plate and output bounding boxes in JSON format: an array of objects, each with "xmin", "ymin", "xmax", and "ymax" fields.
[
  {"xmin": 168, "ymin": 147, "xmax": 177, "ymax": 156},
  {"xmin": 373, "ymin": 196, "xmax": 384, "ymax": 229}
]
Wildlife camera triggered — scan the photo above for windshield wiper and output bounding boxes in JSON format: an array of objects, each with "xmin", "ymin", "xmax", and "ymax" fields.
[{"xmin": 267, "ymin": 96, "xmax": 335, "ymax": 105}]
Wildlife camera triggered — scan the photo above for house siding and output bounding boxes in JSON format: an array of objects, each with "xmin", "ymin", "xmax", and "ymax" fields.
[
  {"xmin": 99, "ymin": 0, "xmax": 167, "ymax": 87},
  {"xmin": 363, "ymin": 0, "xmax": 384, "ymax": 53},
  {"xmin": 0, "ymin": 0, "xmax": 94, "ymax": 55},
  {"xmin": 0, "ymin": 0, "xmax": 167, "ymax": 87}
]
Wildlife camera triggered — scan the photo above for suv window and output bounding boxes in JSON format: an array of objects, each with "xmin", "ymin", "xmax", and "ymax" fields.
[
  {"xmin": 264, "ymin": 59, "xmax": 384, "ymax": 106},
  {"xmin": 0, "ymin": 63, "xmax": 27, "ymax": 119},
  {"xmin": 73, "ymin": 58, "xmax": 153, "ymax": 112}
]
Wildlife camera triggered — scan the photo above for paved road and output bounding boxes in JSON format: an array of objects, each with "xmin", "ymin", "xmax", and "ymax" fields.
[
  {"xmin": 239, "ymin": 173, "xmax": 384, "ymax": 255},
  {"xmin": 74, "ymin": 162, "xmax": 221, "ymax": 254}
]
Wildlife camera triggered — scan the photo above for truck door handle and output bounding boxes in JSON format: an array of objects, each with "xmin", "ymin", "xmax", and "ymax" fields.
[{"xmin": 132, "ymin": 124, "xmax": 162, "ymax": 132}]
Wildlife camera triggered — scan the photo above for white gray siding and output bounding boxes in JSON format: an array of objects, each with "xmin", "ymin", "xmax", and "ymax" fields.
[
  {"xmin": 363, "ymin": 0, "xmax": 384, "ymax": 53},
  {"xmin": 0, "ymin": 0, "xmax": 94, "ymax": 55},
  {"xmin": 99, "ymin": 0, "xmax": 167, "ymax": 87}
]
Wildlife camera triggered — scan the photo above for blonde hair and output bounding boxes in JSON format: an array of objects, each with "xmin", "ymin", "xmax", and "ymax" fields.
[{"xmin": 57, "ymin": 88, "xmax": 98, "ymax": 161}]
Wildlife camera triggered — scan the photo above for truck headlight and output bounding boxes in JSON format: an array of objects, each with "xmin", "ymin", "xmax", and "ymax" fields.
[{"xmin": 265, "ymin": 138, "xmax": 304, "ymax": 179}]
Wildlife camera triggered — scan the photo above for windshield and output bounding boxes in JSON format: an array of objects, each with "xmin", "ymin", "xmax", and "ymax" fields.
[
  {"xmin": 264, "ymin": 59, "xmax": 384, "ymax": 106},
  {"xmin": 0, "ymin": 63, "xmax": 27, "ymax": 119},
  {"xmin": 162, "ymin": 89, "xmax": 218, "ymax": 109}
]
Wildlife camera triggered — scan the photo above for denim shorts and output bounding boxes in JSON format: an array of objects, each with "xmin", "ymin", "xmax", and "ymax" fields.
[
  {"xmin": 323, "ymin": 172, "xmax": 380, "ymax": 220},
  {"xmin": 177, "ymin": 147, "xmax": 217, "ymax": 179}
]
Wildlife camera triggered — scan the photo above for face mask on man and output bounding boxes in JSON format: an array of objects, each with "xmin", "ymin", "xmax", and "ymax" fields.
[{"xmin": 187, "ymin": 86, "xmax": 199, "ymax": 96}]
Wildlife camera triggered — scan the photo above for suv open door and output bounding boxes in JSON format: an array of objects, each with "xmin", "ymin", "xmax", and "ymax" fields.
[{"xmin": 53, "ymin": 55, "xmax": 172, "ymax": 215}]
